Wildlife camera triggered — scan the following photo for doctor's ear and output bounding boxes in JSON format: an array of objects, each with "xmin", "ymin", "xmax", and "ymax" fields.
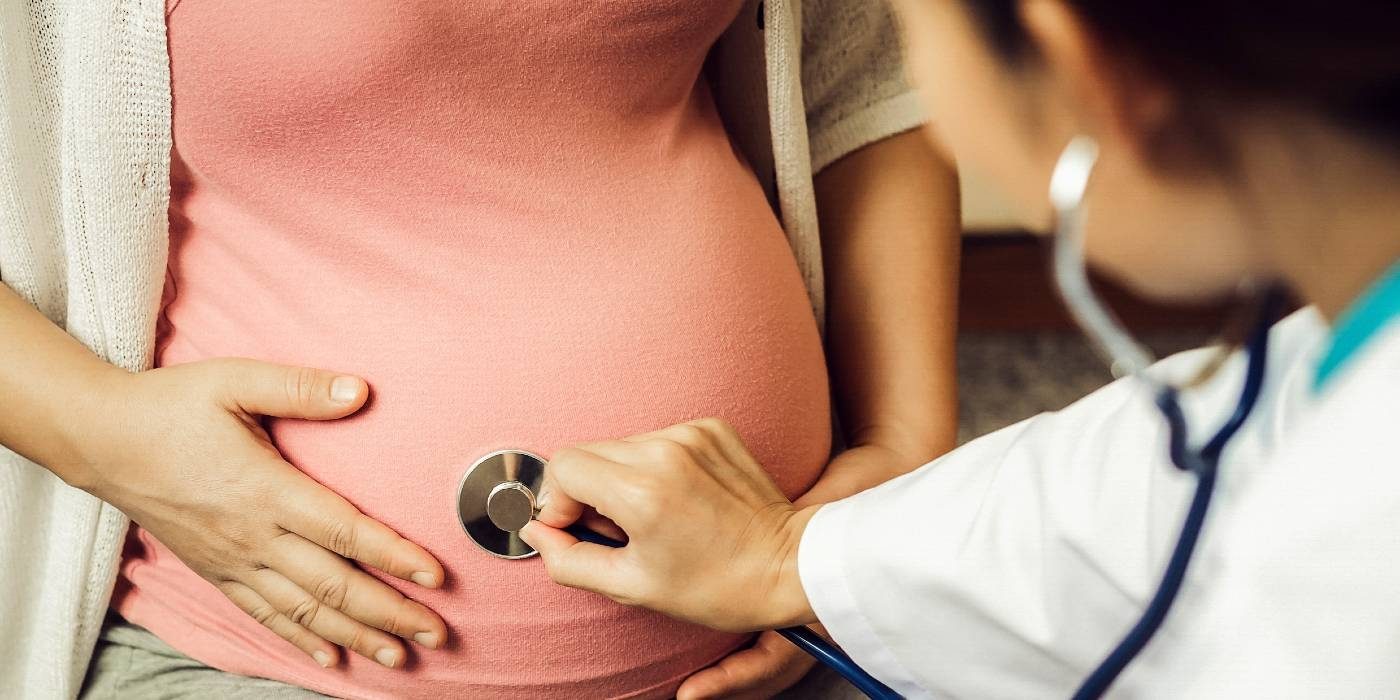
[{"xmin": 1017, "ymin": 0, "xmax": 1180, "ymax": 170}]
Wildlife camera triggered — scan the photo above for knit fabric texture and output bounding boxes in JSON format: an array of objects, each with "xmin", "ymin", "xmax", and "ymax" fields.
[
  {"xmin": 0, "ymin": 0, "xmax": 923, "ymax": 696},
  {"xmin": 120, "ymin": 1, "xmax": 831, "ymax": 696}
]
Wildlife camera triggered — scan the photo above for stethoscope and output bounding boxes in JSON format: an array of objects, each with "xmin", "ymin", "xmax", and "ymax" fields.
[
  {"xmin": 449, "ymin": 302, "xmax": 1276, "ymax": 700},
  {"xmin": 449, "ymin": 136, "xmax": 1283, "ymax": 699},
  {"xmin": 1069, "ymin": 291, "xmax": 1279, "ymax": 698},
  {"xmin": 1053, "ymin": 136, "xmax": 1282, "ymax": 699},
  {"xmin": 453, "ymin": 449, "xmax": 901, "ymax": 698}
]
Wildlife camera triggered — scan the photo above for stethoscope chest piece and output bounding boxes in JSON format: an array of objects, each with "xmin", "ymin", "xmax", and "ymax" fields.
[{"xmin": 456, "ymin": 449, "xmax": 546, "ymax": 559}]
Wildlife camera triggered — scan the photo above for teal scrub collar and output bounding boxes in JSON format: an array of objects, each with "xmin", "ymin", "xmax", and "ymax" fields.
[{"xmin": 1314, "ymin": 258, "xmax": 1400, "ymax": 391}]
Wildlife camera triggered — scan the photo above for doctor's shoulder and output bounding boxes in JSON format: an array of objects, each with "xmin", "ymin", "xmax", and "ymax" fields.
[
  {"xmin": 1123, "ymin": 309, "xmax": 1400, "ymax": 697},
  {"xmin": 1201, "ymin": 305, "xmax": 1390, "ymax": 491},
  {"xmin": 1275, "ymin": 305, "xmax": 1399, "ymax": 464}
]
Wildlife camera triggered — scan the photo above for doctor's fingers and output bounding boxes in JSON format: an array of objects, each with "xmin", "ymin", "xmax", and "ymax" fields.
[
  {"xmin": 607, "ymin": 422, "xmax": 772, "ymax": 500},
  {"xmin": 262, "ymin": 531, "xmax": 446, "ymax": 649},
  {"xmin": 518, "ymin": 521, "xmax": 636, "ymax": 602},
  {"xmin": 565, "ymin": 440, "xmax": 727, "ymax": 526},
  {"xmin": 537, "ymin": 446, "xmax": 644, "ymax": 529},
  {"xmin": 679, "ymin": 417, "xmax": 762, "ymax": 477},
  {"xmin": 615, "ymin": 422, "xmax": 726, "ymax": 467},
  {"xmin": 614, "ymin": 418, "xmax": 756, "ymax": 476},
  {"xmin": 275, "ymin": 469, "xmax": 444, "ymax": 588},
  {"xmin": 624, "ymin": 419, "xmax": 765, "ymax": 483}
]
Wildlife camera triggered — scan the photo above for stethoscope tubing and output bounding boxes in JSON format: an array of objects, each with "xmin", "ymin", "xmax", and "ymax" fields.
[
  {"xmin": 777, "ymin": 625, "xmax": 902, "ymax": 699},
  {"xmin": 1071, "ymin": 289, "xmax": 1282, "ymax": 699},
  {"xmin": 566, "ymin": 526, "xmax": 903, "ymax": 699}
]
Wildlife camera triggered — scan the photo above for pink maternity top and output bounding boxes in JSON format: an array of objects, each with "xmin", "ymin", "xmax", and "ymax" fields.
[{"xmin": 113, "ymin": 1, "xmax": 832, "ymax": 698}]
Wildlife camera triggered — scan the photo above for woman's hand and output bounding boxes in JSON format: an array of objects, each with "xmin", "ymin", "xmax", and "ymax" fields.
[
  {"xmin": 520, "ymin": 418, "xmax": 820, "ymax": 634},
  {"xmin": 75, "ymin": 359, "xmax": 448, "ymax": 669},
  {"xmin": 675, "ymin": 629, "xmax": 815, "ymax": 699}
]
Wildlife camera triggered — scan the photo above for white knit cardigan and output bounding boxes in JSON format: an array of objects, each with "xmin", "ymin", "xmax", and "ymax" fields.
[{"xmin": 0, "ymin": 0, "xmax": 924, "ymax": 696}]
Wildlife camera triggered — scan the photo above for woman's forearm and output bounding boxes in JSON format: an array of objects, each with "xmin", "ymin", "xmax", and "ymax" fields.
[
  {"xmin": 0, "ymin": 282, "xmax": 125, "ymax": 485},
  {"xmin": 809, "ymin": 128, "xmax": 961, "ymax": 502}
]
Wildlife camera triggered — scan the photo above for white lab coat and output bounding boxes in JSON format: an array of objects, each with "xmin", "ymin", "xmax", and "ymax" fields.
[{"xmin": 800, "ymin": 308, "xmax": 1400, "ymax": 698}]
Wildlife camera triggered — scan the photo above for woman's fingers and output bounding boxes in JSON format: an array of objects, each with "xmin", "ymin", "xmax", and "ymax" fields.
[
  {"xmin": 213, "ymin": 358, "xmax": 368, "ymax": 420},
  {"xmin": 675, "ymin": 630, "xmax": 814, "ymax": 700},
  {"xmin": 92, "ymin": 358, "xmax": 454, "ymax": 672},
  {"xmin": 278, "ymin": 475, "xmax": 444, "ymax": 588},
  {"xmin": 247, "ymin": 567, "xmax": 409, "ymax": 668},
  {"xmin": 259, "ymin": 465, "xmax": 449, "ymax": 659},
  {"xmin": 266, "ymin": 531, "xmax": 446, "ymax": 648},
  {"xmin": 218, "ymin": 580, "xmax": 339, "ymax": 668}
]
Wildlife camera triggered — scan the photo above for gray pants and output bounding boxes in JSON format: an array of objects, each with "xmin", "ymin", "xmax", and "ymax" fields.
[
  {"xmin": 80, "ymin": 614, "xmax": 862, "ymax": 699},
  {"xmin": 80, "ymin": 614, "xmax": 329, "ymax": 700}
]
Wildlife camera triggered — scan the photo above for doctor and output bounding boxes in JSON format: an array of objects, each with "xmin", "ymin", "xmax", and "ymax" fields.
[{"xmin": 522, "ymin": 0, "xmax": 1400, "ymax": 697}]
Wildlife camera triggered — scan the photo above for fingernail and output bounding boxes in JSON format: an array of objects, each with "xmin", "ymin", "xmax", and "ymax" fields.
[
  {"xmin": 410, "ymin": 571, "xmax": 438, "ymax": 587},
  {"xmin": 414, "ymin": 631, "xmax": 441, "ymax": 649},
  {"xmin": 312, "ymin": 650, "xmax": 332, "ymax": 668},
  {"xmin": 330, "ymin": 376, "xmax": 361, "ymax": 404},
  {"xmin": 375, "ymin": 648, "xmax": 400, "ymax": 668}
]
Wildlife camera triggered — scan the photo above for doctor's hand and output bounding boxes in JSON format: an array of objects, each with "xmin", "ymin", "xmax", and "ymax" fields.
[
  {"xmin": 520, "ymin": 418, "xmax": 821, "ymax": 634},
  {"xmin": 676, "ymin": 442, "xmax": 919, "ymax": 699},
  {"xmin": 73, "ymin": 359, "xmax": 447, "ymax": 669}
]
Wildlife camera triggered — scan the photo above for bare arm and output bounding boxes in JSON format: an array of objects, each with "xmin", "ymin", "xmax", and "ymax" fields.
[
  {"xmin": 0, "ymin": 282, "xmax": 127, "ymax": 482},
  {"xmin": 804, "ymin": 127, "xmax": 961, "ymax": 507}
]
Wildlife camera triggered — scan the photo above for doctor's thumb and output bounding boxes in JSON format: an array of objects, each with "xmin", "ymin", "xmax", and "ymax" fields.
[
  {"xmin": 520, "ymin": 521, "xmax": 624, "ymax": 597},
  {"xmin": 214, "ymin": 358, "xmax": 369, "ymax": 420}
]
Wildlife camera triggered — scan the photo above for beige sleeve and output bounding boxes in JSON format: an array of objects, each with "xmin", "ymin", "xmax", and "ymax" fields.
[{"xmin": 801, "ymin": 0, "xmax": 928, "ymax": 173}]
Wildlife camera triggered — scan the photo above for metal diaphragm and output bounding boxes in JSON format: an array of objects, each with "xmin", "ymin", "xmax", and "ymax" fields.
[{"xmin": 455, "ymin": 449, "xmax": 546, "ymax": 559}]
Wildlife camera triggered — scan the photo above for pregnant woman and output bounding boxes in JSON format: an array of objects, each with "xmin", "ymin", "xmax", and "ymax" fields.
[{"xmin": 0, "ymin": 1, "xmax": 958, "ymax": 698}]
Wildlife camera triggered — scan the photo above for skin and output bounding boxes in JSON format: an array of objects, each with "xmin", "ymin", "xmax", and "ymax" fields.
[
  {"xmin": 522, "ymin": 0, "xmax": 1400, "ymax": 654},
  {"xmin": 678, "ymin": 129, "xmax": 961, "ymax": 699},
  {"xmin": 0, "ymin": 283, "xmax": 448, "ymax": 668},
  {"xmin": 15, "ymin": 0, "xmax": 1394, "ymax": 694},
  {"xmin": 0, "ymin": 64, "xmax": 958, "ymax": 697}
]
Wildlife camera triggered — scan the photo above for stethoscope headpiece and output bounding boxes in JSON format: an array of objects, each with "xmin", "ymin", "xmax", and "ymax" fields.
[{"xmin": 455, "ymin": 449, "xmax": 547, "ymax": 559}]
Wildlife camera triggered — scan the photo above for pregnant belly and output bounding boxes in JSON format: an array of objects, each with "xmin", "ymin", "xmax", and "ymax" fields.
[{"xmin": 132, "ymin": 184, "xmax": 833, "ymax": 698}]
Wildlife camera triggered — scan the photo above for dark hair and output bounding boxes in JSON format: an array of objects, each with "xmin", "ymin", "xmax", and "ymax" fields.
[{"xmin": 962, "ymin": 1, "xmax": 1400, "ymax": 146}]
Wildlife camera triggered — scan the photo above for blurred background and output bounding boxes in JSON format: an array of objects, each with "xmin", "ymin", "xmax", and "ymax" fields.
[{"xmin": 954, "ymin": 173, "xmax": 1219, "ymax": 444}]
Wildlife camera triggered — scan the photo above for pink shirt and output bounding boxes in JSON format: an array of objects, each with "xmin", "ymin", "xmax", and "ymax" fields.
[{"xmin": 115, "ymin": 1, "xmax": 832, "ymax": 698}]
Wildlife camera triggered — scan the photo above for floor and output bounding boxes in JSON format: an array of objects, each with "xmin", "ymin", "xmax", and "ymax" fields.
[
  {"xmin": 955, "ymin": 330, "xmax": 1213, "ymax": 444},
  {"xmin": 954, "ymin": 234, "xmax": 1225, "ymax": 443}
]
